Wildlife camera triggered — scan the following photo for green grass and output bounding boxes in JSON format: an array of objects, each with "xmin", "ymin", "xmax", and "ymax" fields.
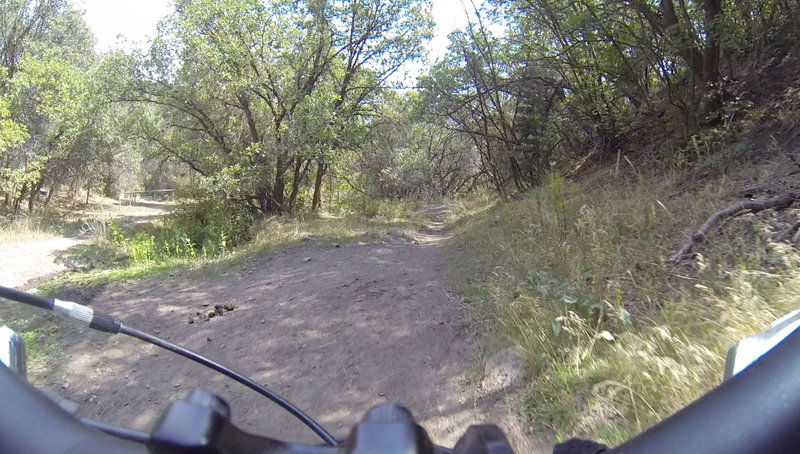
[
  {"xmin": 40, "ymin": 202, "xmax": 427, "ymax": 294},
  {"xmin": 447, "ymin": 169, "xmax": 799, "ymax": 444}
]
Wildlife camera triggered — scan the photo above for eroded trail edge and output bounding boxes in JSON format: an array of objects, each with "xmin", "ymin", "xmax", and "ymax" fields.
[{"xmin": 33, "ymin": 206, "xmax": 550, "ymax": 452}]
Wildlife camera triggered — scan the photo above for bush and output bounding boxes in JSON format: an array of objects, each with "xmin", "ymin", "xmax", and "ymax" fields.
[
  {"xmin": 162, "ymin": 198, "xmax": 254, "ymax": 258},
  {"xmin": 100, "ymin": 199, "xmax": 255, "ymax": 266},
  {"xmin": 129, "ymin": 233, "xmax": 156, "ymax": 263}
]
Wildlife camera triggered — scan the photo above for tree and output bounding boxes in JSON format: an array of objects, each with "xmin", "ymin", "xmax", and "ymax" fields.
[
  {"xmin": 129, "ymin": 0, "xmax": 432, "ymax": 216},
  {"xmin": 1, "ymin": 1, "xmax": 124, "ymax": 212}
]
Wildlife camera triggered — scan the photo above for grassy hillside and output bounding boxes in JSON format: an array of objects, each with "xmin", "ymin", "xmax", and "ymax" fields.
[{"xmin": 447, "ymin": 117, "xmax": 800, "ymax": 443}]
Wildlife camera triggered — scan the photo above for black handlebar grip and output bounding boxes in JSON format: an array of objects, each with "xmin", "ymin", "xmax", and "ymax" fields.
[
  {"xmin": 453, "ymin": 425, "xmax": 514, "ymax": 454},
  {"xmin": 89, "ymin": 313, "xmax": 121, "ymax": 334}
]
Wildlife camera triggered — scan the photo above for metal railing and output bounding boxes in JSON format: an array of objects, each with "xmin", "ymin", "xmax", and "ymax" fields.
[{"xmin": 118, "ymin": 189, "xmax": 176, "ymax": 205}]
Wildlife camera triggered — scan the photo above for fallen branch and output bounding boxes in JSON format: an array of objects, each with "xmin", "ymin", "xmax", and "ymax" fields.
[
  {"xmin": 774, "ymin": 220, "xmax": 800, "ymax": 242},
  {"xmin": 671, "ymin": 190, "xmax": 800, "ymax": 262}
]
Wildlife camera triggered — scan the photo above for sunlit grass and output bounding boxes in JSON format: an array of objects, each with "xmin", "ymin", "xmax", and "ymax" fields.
[
  {"xmin": 448, "ymin": 168, "xmax": 800, "ymax": 444},
  {"xmin": 0, "ymin": 214, "xmax": 55, "ymax": 245},
  {"xmin": 39, "ymin": 201, "xmax": 427, "ymax": 294}
]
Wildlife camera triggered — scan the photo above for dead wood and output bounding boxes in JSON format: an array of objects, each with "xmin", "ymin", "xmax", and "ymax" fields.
[
  {"xmin": 774, "ymin": 220, "xmax": 800, "ymax": 242},
  {"xmin": 672, "ymin": 191, "xmax": 800, "ymax": 262}
]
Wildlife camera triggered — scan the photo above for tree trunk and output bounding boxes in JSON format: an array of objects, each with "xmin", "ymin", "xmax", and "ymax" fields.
[
  {"xmin": 311, "ymin": 161, "xmax": 326, "ymax": 212},
  {"xmin": 287, "ymin": 157, "xmax": 304, "ymax": 213},
  {"xmin": 509, "ymin": 156, "xmax": 525, "ymax": 192},
  {"xmin": 3, "ymin": 153, "xmax": 10, "ymax": 207},
  {"xmin": 14, "ymin": 182, "xmax": 27, "ymax": 213},
  {"xmin": 256, "ymin": 187, "xmax": 270, "ymax": 217},
  {"xmin": 28, "ymin": 179, "xmax": 44, "ymax": 214},
  {"xmin": 703, "ymin": 0, "xmax": 722, "ymax": 84},
  {"xmin": 661, "ymin": 0, "xmax": 705, "ymax": 81},
  {"xmin": 44, "ymin": 184, "xmax": 57, "ymax": 207},
  {"xmin": 269, "ymin": 158, "xmax": 287, "ymax": 215}
]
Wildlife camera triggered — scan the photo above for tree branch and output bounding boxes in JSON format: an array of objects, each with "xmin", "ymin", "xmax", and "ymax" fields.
[{"xmin": 672, "ymin": 191, "xmax": 800, "ymax": 262}]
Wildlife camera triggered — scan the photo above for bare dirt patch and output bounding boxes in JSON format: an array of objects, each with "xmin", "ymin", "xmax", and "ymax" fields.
[
  {"xmin": 25, "ymin": 206, "xmax": 551, "ymax": 452},
  {"xmin": 0, "ymin": 236, "xmax": 87, "ymax": 289},
  {"xmin": 0, "ymin": 199, "xmax": 174, "ymax": 290}
]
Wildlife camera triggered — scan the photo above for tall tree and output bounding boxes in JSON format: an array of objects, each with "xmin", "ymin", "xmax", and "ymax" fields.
[{"xmin": 127, "ymin": 0, "xmax": 431, "ymax": 216}]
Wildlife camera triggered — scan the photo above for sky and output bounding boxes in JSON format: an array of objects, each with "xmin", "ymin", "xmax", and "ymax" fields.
[{"xmin": 76, "ymin": 0, "xmax": 483, "ymax": 70}]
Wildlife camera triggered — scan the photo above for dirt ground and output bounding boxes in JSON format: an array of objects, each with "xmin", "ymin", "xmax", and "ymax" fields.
[
  {"xmin": 12, "ymin": 205, "xmax": 552, "ymax": 452},
  {"xmin": 0, "ymin": 198, "xmax": 174, "ymax": 291},
  {"xmin": 0, "ymin": 198, "xmax": 174, "ymax": 290}
]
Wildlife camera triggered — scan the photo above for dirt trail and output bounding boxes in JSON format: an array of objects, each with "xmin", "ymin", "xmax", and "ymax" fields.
[
  {"xmin": 0, "ymin": 199, "xmax": 174, "ymax": 290},
  {"xmin": 32, "ymin": 206, "xmax": 551, "ymax": 452},
  {"xmin": 0, "ymin": 236, "xmax": 87, "ymax": 289}
]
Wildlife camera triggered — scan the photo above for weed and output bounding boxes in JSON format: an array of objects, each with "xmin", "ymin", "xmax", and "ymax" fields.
[{"xmin": 449, "ymin": 170, "xmax": 799, "ymax": 444}]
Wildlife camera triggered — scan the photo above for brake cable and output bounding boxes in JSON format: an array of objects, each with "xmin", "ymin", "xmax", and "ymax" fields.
[{"xmin": 0, "ymin": 285, "xmax": 337, "ymax": 446}]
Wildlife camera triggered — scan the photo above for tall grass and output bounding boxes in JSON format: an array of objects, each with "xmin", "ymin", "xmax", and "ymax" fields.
[
  {"xmin": 0, "ymin": 214, "xmax": 54, "ymax": 245},
  {"xmin": 448, "ymin": 169, "xmax": 799, "ymax": 444}
]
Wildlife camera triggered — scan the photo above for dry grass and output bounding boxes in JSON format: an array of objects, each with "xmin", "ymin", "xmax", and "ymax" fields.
[
  {"xmin": 448, "ymin": 167, "xmax": 800, "ymax": 444},
  {"xmin": 247, "ymin": 203, "xmax": 426, "ymax": 251},
  {"xmin": 0, "ymin": 214, "xmax": 54, "ymax": 245},
  {"xmin": 40, "ymin": 201, "xmax": 426, "ymax": 291}
]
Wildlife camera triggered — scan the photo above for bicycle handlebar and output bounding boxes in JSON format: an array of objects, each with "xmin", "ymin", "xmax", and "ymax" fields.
[
  {"xmin": 3, "ymin": 280, "xmax": 800, "ymax": 454},
  {"xmin": 5, "ymin": 325, "xmax": 800, "ymax": 454},
  {"xmin": 0, "ymin": 363, "xmax": 510, "ymax": 454}
]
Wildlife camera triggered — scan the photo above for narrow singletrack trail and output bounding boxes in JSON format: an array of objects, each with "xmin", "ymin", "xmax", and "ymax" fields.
[
  {"xmin": 0, "ymin": 236, "xmax": 86, "ymax": 289},
  {"xmin": 29, "ymin": 206, "xmax": 550, "ymax": 452},
  {"xmin": 1, "ymin": 199, "xmax": 174, "ymax": 291}
]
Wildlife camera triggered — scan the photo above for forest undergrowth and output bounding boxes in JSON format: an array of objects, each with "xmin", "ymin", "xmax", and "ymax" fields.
[
  {"xmin": 37, "ymin": 197, "xmax": 427, "ymax": 292},
  {"xmin": 448, "ymin": 155, "xmax": 800, "ymax": 444}
]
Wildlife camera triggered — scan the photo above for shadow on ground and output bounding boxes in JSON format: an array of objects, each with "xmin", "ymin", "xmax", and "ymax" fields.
[{"xmin": 13, "ymin": 207, "xmax": 554, "ymax": 452}]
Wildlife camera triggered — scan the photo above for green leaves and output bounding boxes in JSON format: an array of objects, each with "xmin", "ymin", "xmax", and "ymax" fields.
[
  {"xmin": 133, "ymin": 0, "xmax": 433, "ymax": 215},
  {"xmin": 0, "ymin": 96, "xmax": 27, "ymax": 149}
]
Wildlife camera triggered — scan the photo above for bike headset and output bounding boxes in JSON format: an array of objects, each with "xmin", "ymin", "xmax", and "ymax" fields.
[{"xmin": 1, "ymin": 285, "xmax": 800, "ymax": 454}]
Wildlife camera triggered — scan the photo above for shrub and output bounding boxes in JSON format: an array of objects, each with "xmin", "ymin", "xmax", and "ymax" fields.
[{"xmin": 163, "ymin": 198, "xmax": 255, "ymax": 257}]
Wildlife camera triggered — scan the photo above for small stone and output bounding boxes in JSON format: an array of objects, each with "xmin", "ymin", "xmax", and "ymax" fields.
[
  {"xmin": 202, "ymin": 303, "xmax": 210, "ymax": 307},
  {"xmin": 387, "ymin": 227, "xmax": 405, "ymax": 238},
  {"xmin": 174, "ymin": 383, "xmax": 181, "ymax": 388},
  {"xmin": 207, "ymin": 337, "xmax": 212, "ymax": 342},
  {"xmin": 188, "ymin": 318, "xmax": 194, "ymax": 324},
  {"xmin": 303, "ymin": 257, "xmax": 312, "ymax": 262},
  {"xmin": 260, "ymin": 319, "xmax": 266, "ymax": 324},
  {"xmin": 480, "ymin": 347, "xmax": 527, "ymax": 393}
]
